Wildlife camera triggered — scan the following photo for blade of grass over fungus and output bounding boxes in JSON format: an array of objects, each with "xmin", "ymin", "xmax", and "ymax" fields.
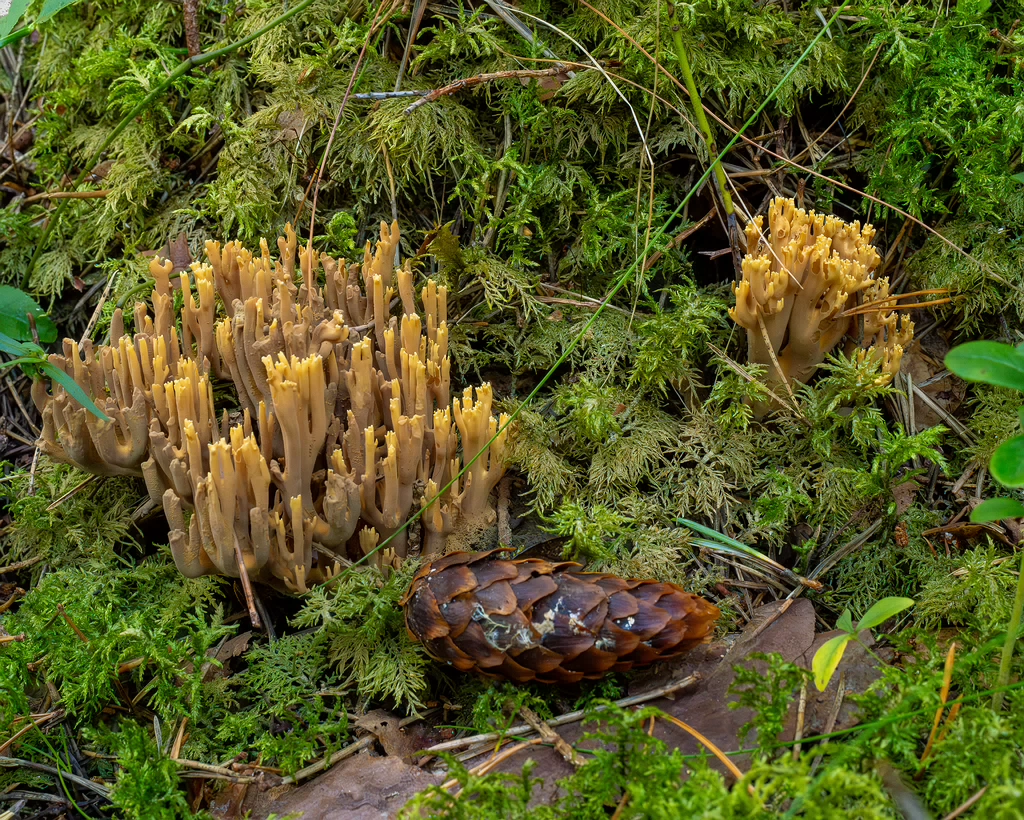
[
  {"xmin": 679, "ymin": 520, "xmax": 820, "ymax": 590},
  {"xmin": 340, "ymin": 0, "xmax": 856, "ymax": 579}
]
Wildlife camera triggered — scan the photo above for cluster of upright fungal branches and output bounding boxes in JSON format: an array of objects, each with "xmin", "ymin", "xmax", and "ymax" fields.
[
  {"xmin": 33, "ymin": 222, "xmax": 508, "ymax": 592},
  {"xmin": 730, "ymin": 197, "xmax": 913, "ymax": 408}
]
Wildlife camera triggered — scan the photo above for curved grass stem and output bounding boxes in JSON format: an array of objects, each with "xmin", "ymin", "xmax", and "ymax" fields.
[
  {"xmin": 666, "ymin": 3, "xmax": 732, "ymax": 220},
  {"xmin": 993, "ymin": 545, "xmax": 1024, "ymax": 711}
]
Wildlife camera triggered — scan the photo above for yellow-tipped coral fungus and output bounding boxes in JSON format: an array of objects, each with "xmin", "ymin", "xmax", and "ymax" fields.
[
  {"xmin": 729, "ymin": 197, "xmax": 913, "ymax": 406},
  {"xmin": 33, "ymin": 222, "xmax": 509, "ymax": 592}
]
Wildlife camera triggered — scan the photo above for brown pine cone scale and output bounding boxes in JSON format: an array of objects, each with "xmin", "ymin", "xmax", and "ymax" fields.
[{"xmin": 401, "ymin": 550, "xmax": 720, "ymax": 684}]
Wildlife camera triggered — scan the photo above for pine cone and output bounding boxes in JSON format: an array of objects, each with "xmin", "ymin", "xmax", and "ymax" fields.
[{"xmin": 401, "ymin": 550, "xmax": 720, "ymax": 683}]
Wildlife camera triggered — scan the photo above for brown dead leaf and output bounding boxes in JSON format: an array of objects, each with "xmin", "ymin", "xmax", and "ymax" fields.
[
  {"xmin": 893, "ymin": 480, "xmax": 919, "ymax": 516},
  {"xmin": 141, "ymin": 232, "xmax": 193, "ymax": 276},
  {"xmin": 522, "ymin": 68, "xmax": 570, "ymax": 102},
  {"xmin": 245, "ymin": 755, "xmax": 442, "ymax": 820},
  {"xmin": 922, "ymin": 520, "xmax": 1013, "ymax": 549},
  {"xmin": 202, "ymin": 630, "xmax": 253, "ymax": 682},
  {"xmin": 354, "ymin": 709, "xmax": 421, "ymax": 762},
  {"xmin": 275, "ymin": 107, "xmax": 307, "ymax": 143},
  {"xmin": 208, "ymin": 781, "xmax": 249, "ymax": 819}
]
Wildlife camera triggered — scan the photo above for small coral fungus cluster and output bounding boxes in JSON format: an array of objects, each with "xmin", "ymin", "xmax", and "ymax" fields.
[
  {"xmin": 730, "ymin": 197, "xmax": 913, "ymax": 404},
  {"xmin": 32, "ymin": 223, "xmax": 508, "ymax": 591}
]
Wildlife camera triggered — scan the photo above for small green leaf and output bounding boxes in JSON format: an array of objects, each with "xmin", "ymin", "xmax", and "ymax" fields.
[
  {"xmin": 44, "ymin": 364, "xmax": 111, "ymax": 422},
  {"xmin": 857, "ymin": 597, "xmax": 915, "ymax": 631},
  {"xmin": 0, "ymin": 286, "xmax": 58, "ymax": 344},
  {"xmin": 0, "ymin": 0, "xmax": 32, "ymax": 39},
  {"xmin": 37, "ymin": 0, "xmax": 82, "ymax": 24},
  {"xmin": 1013, "ymin": 172, "xmax": 1024, "ymax": 185},
  {"xmin": 836, "ymin": 609, "xmax": 854, "ymax": 633},
  {"xmin": 813, "ymin": 634, "xmax": 853, "ymax": 692},
  {"xmin": 971, "ymin": 497, "xmax": 1024, "ymax": 522},
  {"xmin": 991, "ymin": 435, "xmax": 1024, "ymax": 488},
  {"xmin": 946, "ymin": 341, "xmax": 1024, "ymax": 392}
]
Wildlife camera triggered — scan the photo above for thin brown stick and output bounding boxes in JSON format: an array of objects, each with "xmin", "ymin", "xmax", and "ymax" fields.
[
  {"xmin": 0, "ymin": 555, "xmax": 42, "ymax": 574},
  {"xmin": 810, "ymin": 670, "xmax": 845, "ymax": 775},
  {"xmin": 281, "ymin": 709, "xmax": 435, "ymax": 785},
  {"xmin": 183, "ymin": 0, "xmax": 202, "ymax": 57},
  {"xmin": 791, "ymin": 44, "xmax": 883, "ymax": 165},
  {"xmin": 46, "ymin": 474, "xmax": 99, "ymax": 512},
  {"xmin": 0, "ymin": 588, "xmax": 24, "ymax": 615},
  {"xmin": 516, "ymin": 705, "xmax": 582, "ymax": 768},
  {"xmin": 658, "ymin": 713, "xmax": 744, "ymax": 780},
  {"xmin": 941, "ymin": 785, "xmax": 988, "ymax": 820},
  {"xmin": 642, "ymin": 209, "xmax": 715, "ymax": 271},
  {"xmin": 0, "ymin": 712, "xmax": 59, "ymax": 756},
  {"xmin": 841, "ymin": 298, "xmax": 953, "ymax": 317},
  {"xmin": 851, "ymin": 288, "xmax": 949, "ymax": 309},
  {"xmin": 174, "ymin": 757, "xmax": 255, "ymax": 782},
  {"xmin": 425, "ymin": 674, "xmax": 701, "ymax": 756},
  {"xmin": 917, "ymin": 641, "xmax": 956, "ymax": 776},
  {"xmin": 5, "ymin": 375, "xmax": 38, "ymax": 435},
  {"xmin": 756, "ymin": 312, "xmax": 801, "ymax": 413},
  {"xmin": 56, "ymin": 604, "xmax": 89, "ymax": 643},
  {"xmin": 443, "ymin": 739, "xmax": 546, "ymax": 792},
  {"xmin": 171, "ymin": 718, "xmax": 188, "ymax": 759},
  {"xmin": 403, "ymin": 68, "xmax": 569, "ymax": 115},
  {"xmin": 296, "ymin": 0, "xmax": 397, "ymax": 230},
  {"xmin": 792, "ymin": 681, "xmax": 808, "ymax": 761},
  {"xmin": 21, "ymin": 189, "xmax": 109, "ymax": 204},
  {"xmin": 0, "ymin": 756, "xmax": 111, "ymax": 796},
  {"xmin": 233, "ymin": 542, "xmax": 261, "ymax": 630},
  {"xmin": 706, "ymin": 343, "xmax": 802, "ymax": 422},
  {"xmin": 0, "ymin": 634, "xmax": 26, "ymax": 645}
]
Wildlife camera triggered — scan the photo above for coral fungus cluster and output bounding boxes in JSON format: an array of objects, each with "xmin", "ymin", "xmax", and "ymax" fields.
[
  {"xmin": 32, "ymin": 223, "xmax": 508, "ymax": 591},
  {"xmin": 730, "ymin": 197, "xmax": 913, "ymax": 401}
]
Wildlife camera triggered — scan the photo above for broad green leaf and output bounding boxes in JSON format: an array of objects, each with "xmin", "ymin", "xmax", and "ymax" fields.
[
  {"xmin": 836, "ymin": 609, "xmax": 854, "ymax": 633},
  {"xmin": 990, "ymin": 435, "xmax": 1024, "ymax": 488},
  {"xmin": 813, "ymin": 634, "xmax": 853, "ymax": 692},
  {"xmin": 946, "ymin": 341, "xmax": 1024, "ymax": 392},
  {"xmin": 971, "ymin": 497, "xmax": 1024, "ymax": 523},
  {"xmin": 0, "ymin": 286, "xmax": 58, "ymax": 344},
  {"xmin": 44, "ymin": 364, "xmax": 110, "ymax": 421},
  {"xmin": 37, "ymin": 0, "xmax": 81, "ymax": 23},
  {"xmin": 0, "ymin": 0, "xmax": 31, "ymax": 39},
  {"xmin": 857, "ymin": 597, "xmax": 915, "ymax": 631},
  {"xmin": 1014, "ymin": 172, "xmax": 1024, "ymax": 185}
]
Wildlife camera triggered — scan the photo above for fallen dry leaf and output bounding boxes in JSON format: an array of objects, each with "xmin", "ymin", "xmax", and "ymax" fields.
[
  {"xmin": 141, "ymin": 232, "xmax": 193, "ymax": 276},
  {"xmin": 245, "ymin": 755, "xmax": 442, "ymax": 820},
  {"xmin": 355, "ymin": 709, "xmax": 426, "ymax": 762}
]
